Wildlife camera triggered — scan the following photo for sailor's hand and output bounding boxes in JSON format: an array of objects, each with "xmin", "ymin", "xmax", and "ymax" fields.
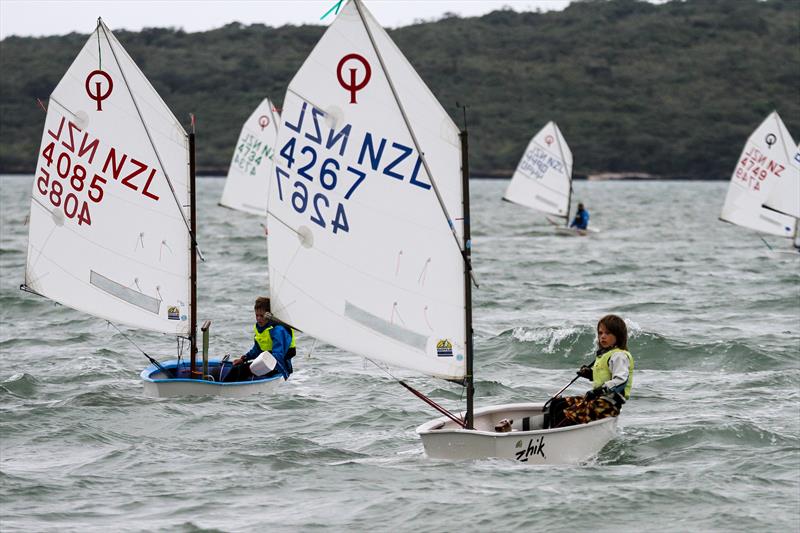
[
  {"xmin": 576, "ymin": 365, "xmax": 593, "ymax": 379},
  {"xmin": 233, "ymin": 356, "xmax": 245, "ymax": 365},
  {"xmin": 585, "ymin": 387, "xmax": 605, "ymax": 401}
]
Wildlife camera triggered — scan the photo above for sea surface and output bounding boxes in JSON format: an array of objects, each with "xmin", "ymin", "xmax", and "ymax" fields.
[{"xmin": 1, "ymin": 177, "xmax": 798, "ymax": 532}]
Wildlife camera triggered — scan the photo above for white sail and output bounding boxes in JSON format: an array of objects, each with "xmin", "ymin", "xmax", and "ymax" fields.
[
  {"xmin": 762, "ymin": 123, "xmax": 800, "ymax": 219},
  {"xmin": 267, "ymin": 0, "xmax": 466, "ymax": 380},
  {"xmin": 219, "ymin": 97, "xmax": 280, "ymax": 215},
  {"xmin": 720, "ymin": 112, "xmax": 796, "ymax": 238},
  {"xmin": 25, "ymin": 19, "xmax": 192, "ymax": 335},
  {"xmin": 503, "ymin": 121, "xmax": 573, "ymax": 219}
]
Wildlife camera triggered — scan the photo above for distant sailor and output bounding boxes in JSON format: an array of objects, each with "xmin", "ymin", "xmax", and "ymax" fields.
[
  {"xmin": 546, "ymin": 314, "xmax": 634, "ymax": 428},
  {"xmin": 569, "ymin": 202, "xmax": 590, "ymax": 230},
  {"xmin": 223, "ymin": 297, "xmax": 296, "ymax": 382}
]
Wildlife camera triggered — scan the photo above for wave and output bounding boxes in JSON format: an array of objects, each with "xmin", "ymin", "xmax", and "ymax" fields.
[
  {"xmin": 0, "ymin": 372, "xmax": 38, "ymax": 398},
  {"xmin": 483, "ymin": 325, "xmax": 800, "ymax": 371}
]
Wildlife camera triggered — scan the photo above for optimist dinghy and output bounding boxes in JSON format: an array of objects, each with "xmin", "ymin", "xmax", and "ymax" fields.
[
  {"xmin": 720, "ymin": 111, "xmax": 799, "ymax": 252},
  {"xmin": 266, "ymin": 0, "xmax": 616, "ymax": 463},
  {"xmin": 21, "ymin": 19, "xmax": 282, "ymax": 397},
  {"xmin": 504, "ymin": 122, "xmax": 598, "ymax": 236},
  {"xmin": 219, "ymin": 97, "xmax": 280, "ymax": 215}
]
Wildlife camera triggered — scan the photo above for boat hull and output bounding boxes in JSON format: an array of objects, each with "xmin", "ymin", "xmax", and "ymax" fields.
[
  {"xmin": 416, "ymin": 402, "xmax": 618, "ymax": 464},
  {"xmin": 553, "ymin": 226, "xmax": 600, "ymax": 237},
  {"xmin": 140, "ymin": 359, "xmax": 283, "ymax": 398}
]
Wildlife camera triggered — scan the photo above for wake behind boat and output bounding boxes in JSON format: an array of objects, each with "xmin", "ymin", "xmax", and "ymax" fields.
[
  {"xmin": 21, "ymin": 19, "xmax": 281, "ymax": 397},
  {"xmin": 266, "ymin": 0, "xmax": 616, "ymax": 464}
]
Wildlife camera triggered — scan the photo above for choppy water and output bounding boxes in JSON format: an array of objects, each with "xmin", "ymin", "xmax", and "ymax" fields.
[{"xmin": 1, "ymin": 176, "xmax": 798, "ymax": 532}]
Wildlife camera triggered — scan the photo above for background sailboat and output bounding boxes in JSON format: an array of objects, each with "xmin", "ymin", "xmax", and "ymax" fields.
[
  {"xmin": 719, "ymin": 111, "xmax": 797, "ymax": 246},
  {"xmin": 503, "ymin": 122, "xmax": 597, "ymax": 235},
  {"xmin": 267, "ymin": 0, "xmax": 616, "ymax": 463},
  {"xmin": 21, "ymin": 19, "xmax": 281, "ymax": 397},
  {"xmin": 762, "ymin": 137, "xmax": 800, "ymax": 252},
  {"xmin": 219, "ymin": 97, "xmax": 280, "ymax": 216}
]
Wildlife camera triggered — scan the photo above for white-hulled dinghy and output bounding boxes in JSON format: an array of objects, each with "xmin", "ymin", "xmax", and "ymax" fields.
[
  {"xmin": 761, "ymin": 134, "xmax": 800, "ymax": 254},
  {"xmin": 720, "ymin": 111, "xmax": 798, "ymax": 252},
  {"xmin": 266, "ymin": 0, "xmax": 616, "ymax": 463},
  {"xmin": 21, "ymin": 19, "xmax": 283, "ymax": 397},
  {"xmin": 503, "ymin": 122, "xmax": 598, "ymax": 236}
]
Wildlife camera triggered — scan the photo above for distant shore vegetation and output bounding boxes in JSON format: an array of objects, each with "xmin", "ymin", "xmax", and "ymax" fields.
[{"xmin": 1, "ymin": 0, "xmax": 797, "ymax": 178}]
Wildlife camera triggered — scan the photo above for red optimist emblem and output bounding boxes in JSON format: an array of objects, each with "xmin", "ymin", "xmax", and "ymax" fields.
[
  {"xmin": 545, "ymin": 135, "xmax": 554, "ymax": 146},
  {"xmin": 258, "ymin": 115, "xmax": 270, "ymax": 130},
  {"xmin": 337, "ymin": 53, "xmax": 371, "ymax": 104},
  {"xmin": 85, "ymin": 70, "xmax": 113, "ymax": 111}
]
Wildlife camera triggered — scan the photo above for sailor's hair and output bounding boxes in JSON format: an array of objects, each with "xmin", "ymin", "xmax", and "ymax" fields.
[
  {"xmin": 597, "ymin": 314, "xmax": 627, "ymax": 350},
  {"xmin": 254, "ymin": 297, "xmax": 271, "ymax": 313}
]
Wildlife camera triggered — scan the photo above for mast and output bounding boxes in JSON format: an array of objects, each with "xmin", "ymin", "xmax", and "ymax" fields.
[
  {"xmin": 460, "ymin": 127, "xmax": 474, "ymax": 430},
  {"xmin": 554, "ymin": 125, "xmax": 572, "ymax": 227},
  {"xmin": 565, "ymin": 182, "xmax": 573, "ymax": 228},
  {"xmin": 189, "ymin": 125, "xmax": 198, "ymax": 377}
]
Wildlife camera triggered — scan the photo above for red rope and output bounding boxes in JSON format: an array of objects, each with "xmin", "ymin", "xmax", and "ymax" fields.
[
  {"xmin": 399, "ymin": 381, "xmax": 465, "ymax": 428},
  {"xmin": 36, "ymin": 98, "xmax": 47, "ymax": 113}
]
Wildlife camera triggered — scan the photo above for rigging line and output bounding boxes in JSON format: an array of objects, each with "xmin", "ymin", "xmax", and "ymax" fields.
[
  {"xmin": 353, "ymin": 0, "xmax": 465, "ymax": 257},
  {"xmin": 551, "ymin": 127, "xmax": 573, "ymax": 225},
  {"xmin": 97, "ymin": 22, "xmax": 195, "ymax": 244},
  {"xmin": 19, "ymin": 284, "xmax": 48, "ymax": 299},
  {"xmin": 107, "ymin": 320, "xmax": 174, "ymax": 378},
  {"xmin": 96, "ymin": 18, "xmax": 102, "ymax": 70},
  {"xmin": 306, "ymin": 339, "xmax": 317, "ymax": 359},
  {"xmin": 267, "ymin": 210, "xmax": 304, "ymax": 239},
  {"xmin": 364, "ymin": 358, "xmax": 466, "ymax": 428},
  {"xmin": 268, "ymin": 98, "xmax": 280, "ymax": 137},
  {"xmin": 47, "ymin": 96, "xmax": 80, "ymax": 121}
]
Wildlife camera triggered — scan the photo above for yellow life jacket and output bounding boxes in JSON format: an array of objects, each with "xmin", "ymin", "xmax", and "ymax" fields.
[
  {"xmin": 253, "ymin": 323, "xmax": 296, "ymax": 352},
  {"xmin": 592, "ymin": 348, "xmax": 634, "ymax": 399}
]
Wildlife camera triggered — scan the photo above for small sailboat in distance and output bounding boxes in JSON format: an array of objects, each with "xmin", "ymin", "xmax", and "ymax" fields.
[
  {"xmin": 720, "ymin": 111, "xmax": 798, "ymax": 248},
  {"xmin": 503, "ymin": 122, "xmax": 598, "ymax": 236},
  {"xmin": 219, "ymin": 97, "xmax": 280, "ymax": 216},
  {"xmin": 267, "ymin": 0, "xmax": 616, "ymax": 463},
  {"xmin": 21, "ymin": 18, "xmax": 283, "ymax": 397},
  {"xmin": 762, "ymin": 136, "xmax": 800, "ymax": 253}
]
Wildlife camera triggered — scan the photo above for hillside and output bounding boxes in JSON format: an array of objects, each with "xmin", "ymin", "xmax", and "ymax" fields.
[{"xmin": 0, "ymin": 0, "xmax": 798, "ymax": 178}]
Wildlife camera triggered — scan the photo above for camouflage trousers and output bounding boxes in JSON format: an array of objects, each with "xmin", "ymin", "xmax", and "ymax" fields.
[{"xmin": 555, "ymin": 395, "xmax": 620, "ymax": 427}]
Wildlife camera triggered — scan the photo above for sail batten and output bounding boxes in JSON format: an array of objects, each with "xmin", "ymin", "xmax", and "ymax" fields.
[
  {"xmin": 267, "ymin": 0, "xmax": 466, "ymax": 380},
  {"xmin": 503, "ymin": 122, "xmax": 573, "ymax": 218}
]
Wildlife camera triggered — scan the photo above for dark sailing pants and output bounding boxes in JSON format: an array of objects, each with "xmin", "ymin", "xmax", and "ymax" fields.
[{"xmin": 222, "ymin": 362, "xmax": 253, "ymax": 382}]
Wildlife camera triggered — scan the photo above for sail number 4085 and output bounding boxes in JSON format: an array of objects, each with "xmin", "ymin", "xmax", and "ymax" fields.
[{"xmin": 37, "ymin": 142, "xmax": 100, "ymax": 225}]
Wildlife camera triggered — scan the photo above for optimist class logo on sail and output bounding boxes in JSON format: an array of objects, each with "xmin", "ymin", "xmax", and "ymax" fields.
[
  {"xmin": 337, "ymin": 54, "xmax": 371, "ymax": 104},
  {"xmin": 85, "ymin": 70, "xmax": 113, "ymax": 111}
]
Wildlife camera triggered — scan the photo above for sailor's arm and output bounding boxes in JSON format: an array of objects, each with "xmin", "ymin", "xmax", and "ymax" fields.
[{"xmin": 603, "ymin": 352, "xmax": 629, "ymax": 390}]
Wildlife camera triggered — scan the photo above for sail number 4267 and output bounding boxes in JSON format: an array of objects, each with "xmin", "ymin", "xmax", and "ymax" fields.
[{"xmin": 275, "ymin": 138, "xmax": 359, "ymax": 234}]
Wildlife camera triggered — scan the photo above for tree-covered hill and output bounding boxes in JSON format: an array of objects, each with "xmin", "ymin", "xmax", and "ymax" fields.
[{"xmin": 1, "ymin": 0, "xmax": 798, "ymax": 178}]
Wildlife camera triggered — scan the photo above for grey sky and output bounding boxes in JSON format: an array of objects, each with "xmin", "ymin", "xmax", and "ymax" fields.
[{"xmin": 0, "ymin": 0, "xmax": 574, "ymax": 39}]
